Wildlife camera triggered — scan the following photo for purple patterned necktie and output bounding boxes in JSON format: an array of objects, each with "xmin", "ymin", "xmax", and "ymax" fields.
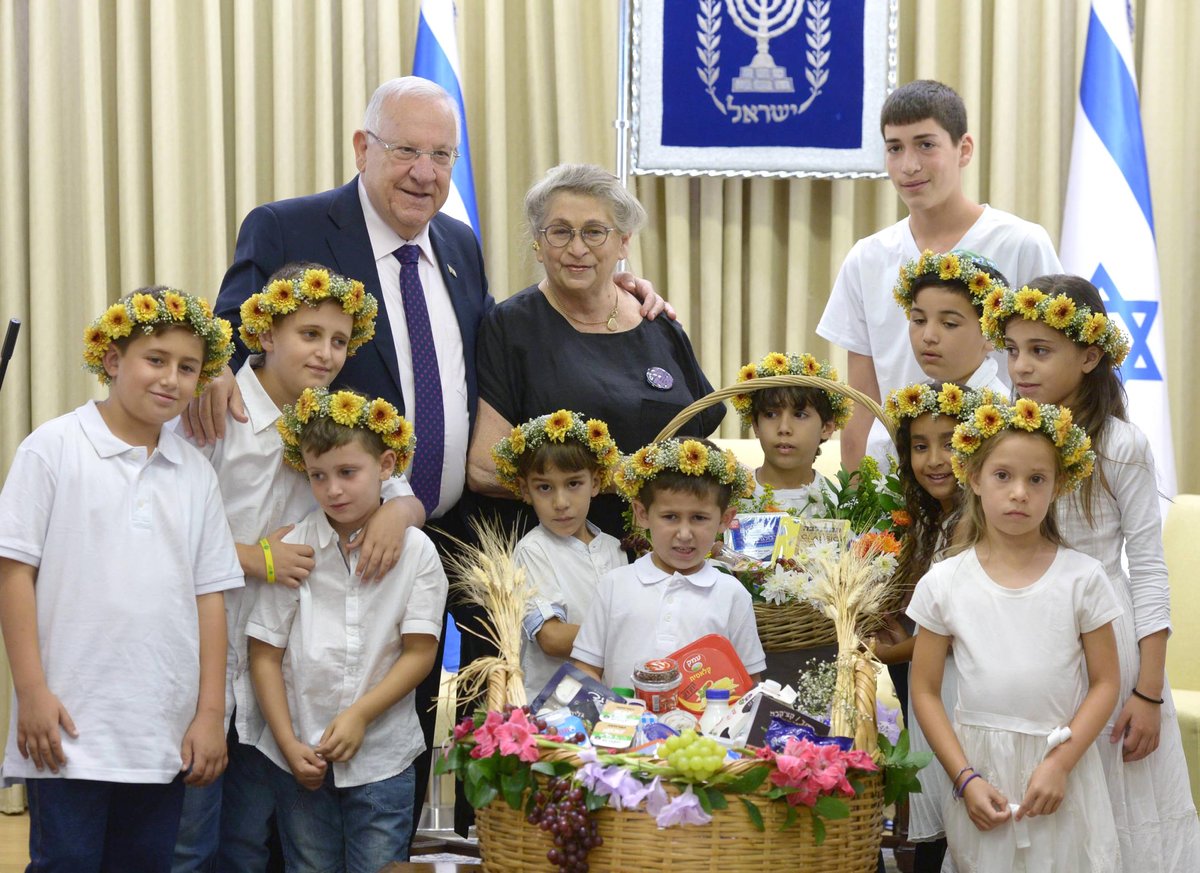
[{"xmin": 394, "ymin": 245, "xmax": 444, "ymax": 516}]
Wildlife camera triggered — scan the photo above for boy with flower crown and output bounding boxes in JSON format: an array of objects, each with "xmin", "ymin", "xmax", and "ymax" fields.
[
  {"xmin": 571, "ymin": 438, "xmax": 766, "ymax": 690},
  {"xmin": 173, "ymin": 262, "xmax": 424, "ymax": 873},
  {"xmin": 0, "ymin": 288, "xmax": 243, "ymax": 871},
  {"xmin": 248, "ymin": 387, "xmax": 447, "ymax": 870},
  {"xmin": 731, "ymin": 352, "xmax": 852, "ymax": 516},
  {"xmin": 490, "ymin": 410, "xmax": 627, "ymax": 702}
]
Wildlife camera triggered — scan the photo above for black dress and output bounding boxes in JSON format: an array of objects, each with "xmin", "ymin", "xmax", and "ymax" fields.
[{"xmin": 473, "ymin": 285, "xmax": 726, "ymax": 539}]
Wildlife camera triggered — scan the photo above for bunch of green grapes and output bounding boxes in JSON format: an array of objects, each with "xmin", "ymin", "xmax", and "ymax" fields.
[{"xmin": 661, "ymin": 729, "xmax": 725, "ymax": 781}]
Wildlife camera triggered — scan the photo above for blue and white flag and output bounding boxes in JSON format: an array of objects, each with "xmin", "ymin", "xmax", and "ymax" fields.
[
  {"xmin": 1060, "ymin": 0, "xmax": 1176, "ymax": 496},
  {"xmin": 413, "ymin": 0, "xmax": 481, "ymax": 241}
]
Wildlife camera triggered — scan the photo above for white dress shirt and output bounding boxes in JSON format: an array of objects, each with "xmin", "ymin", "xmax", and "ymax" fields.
[{"xmin": 359, "ymin": 180, "xmax": 469, "ymax": 519}]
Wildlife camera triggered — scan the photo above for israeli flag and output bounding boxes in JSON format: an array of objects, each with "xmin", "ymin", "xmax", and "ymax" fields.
[
  {"xmin": 1060, "ymin": 0, "xmax": 1176, "ymax": 497},
  {"xmin": 413, "ymin": 0, "xmax": 481, "ymax": 242}
]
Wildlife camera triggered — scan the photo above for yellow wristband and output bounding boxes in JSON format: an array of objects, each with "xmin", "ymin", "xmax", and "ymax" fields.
[{"xmin": 259, "ymin": 538, "xmax": 276, "ymax": 584}]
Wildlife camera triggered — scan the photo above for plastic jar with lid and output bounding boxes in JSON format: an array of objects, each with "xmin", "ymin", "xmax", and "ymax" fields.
[{"xmin": 698, "ymin": 688, "xmax": 732, "ymax": 736}]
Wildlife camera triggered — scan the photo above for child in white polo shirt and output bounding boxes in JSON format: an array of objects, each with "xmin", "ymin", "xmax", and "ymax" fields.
[
  {"xmin": 572, "ymin": 438, "xmax": 766, "ymax": 690},
  {"xmin": 490, "ymin": 410, "xmax": 625, "ymax": 701},
  {"xmin": 0, "ymin": 288, "xmax": 243, "ymax": 872},
  {"xmin": 173, "ymin": 262, "xmax": 423, "ymax": 872},
  {"xmin": 248, "ymin": 387, "xmax": 447, "ymax": 871}
]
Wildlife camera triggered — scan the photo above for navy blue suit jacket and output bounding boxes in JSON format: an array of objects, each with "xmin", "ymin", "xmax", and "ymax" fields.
[{"xmin": 215, "ymin": 177, "xmax": 493, "ymax": 433}]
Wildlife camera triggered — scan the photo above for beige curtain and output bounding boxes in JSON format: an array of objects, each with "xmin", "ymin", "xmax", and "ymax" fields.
[{"xmin": 1, "ymin": 0, "xmax": 1198, "ymax": 798}]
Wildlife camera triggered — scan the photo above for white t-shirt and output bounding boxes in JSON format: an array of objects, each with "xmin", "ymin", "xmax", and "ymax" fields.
[
  {"xmin": 907, "ymin": 547, "xmax": 1121, "ymax": 734},
  {"xmin": 571, "ymin": 554, "xmax": 767, "ymax": 690},
  {"xmin": 516, "ymin": 523, "xmax": 626, "ymax": 702},
  {"xmin": 247, "ymin": 511, "xmax": 447, "ymax": 788},
  {"xmin": 749, "ymin": 470, "xmax": 833, "ymax": 517},
  {"xmin": 818, "ymin": 206, "xmax": 1061, "ymax": 458},
  {"xmin": 0, "ymin": 401, "xmax": 243, "ymax": 783}
]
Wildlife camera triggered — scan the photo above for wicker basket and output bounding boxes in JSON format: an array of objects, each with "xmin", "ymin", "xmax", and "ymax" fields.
[
  {"xmin": 654, "ymin": 374, "xmax": 896, "ymax": 653},
  {"xmin": 475, "ymin": 657, "xmax": 884, "ymax": 872}
]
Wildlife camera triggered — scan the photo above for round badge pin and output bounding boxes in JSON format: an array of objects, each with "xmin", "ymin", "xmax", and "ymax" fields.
[{"xmin": 645, "ymin": 367, "xmax": 674, "ymax": 390}]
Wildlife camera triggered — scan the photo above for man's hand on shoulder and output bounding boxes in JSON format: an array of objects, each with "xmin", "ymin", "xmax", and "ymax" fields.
[
  {"xmin": 614, "ymin": 272, "xmax": 675, "ymax": 321},
  {"xmin": 182, "ymin": 366, "xmax": 246, "ymax": 445}
]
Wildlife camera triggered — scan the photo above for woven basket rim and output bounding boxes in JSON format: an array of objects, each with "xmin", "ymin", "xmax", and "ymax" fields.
[{"xmin": 652, "ymin": 373, "xmax": 896, "ymax": 444}]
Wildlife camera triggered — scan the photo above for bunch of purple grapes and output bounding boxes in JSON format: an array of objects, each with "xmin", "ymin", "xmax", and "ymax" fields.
[{"xmin": 525, "ymin": 776, "xmax": 602, "ymax": 873}]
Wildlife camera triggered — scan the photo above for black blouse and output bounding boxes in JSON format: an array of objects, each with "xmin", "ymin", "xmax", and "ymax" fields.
[{"xmin": 473, "ymin": 285, "xmax": 726, "ymax": 539}]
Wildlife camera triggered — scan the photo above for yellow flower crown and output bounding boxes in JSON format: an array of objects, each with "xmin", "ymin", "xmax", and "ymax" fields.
[
  {"xmin": 980, "ymin": 285, "xmax": 1130, "ymax": 368},
  {"xmin": 949, "ymin": 396, "xmax": 1095, "ymax": 492},
  {"xmin": 884, "ymin": 381, "xmax": 1004, "ymax": 426},
  {"xmin": 277, "ymin": 386, "xmax": 415, "ymax": 476},
  {"xmin": 490, "ymin": 409, "xmax": 620, "ymax": 496},
  {"xmin": 893, "ymin": 249, "xmax": 1008, "ymax": 315},
  {"xmin": 239, "ymin": 268, "xmax": 379, "ymax": 355},
  {"xmin": 82, "ymin": 288, "xmax": 235, "ymax": 390},
  {"xmin": 730, "ymin": 352, "xmax": 853, "ymax": 430},
  {"xmin": 613, "ymin": 438, "xmax": 755, "ymax": 502}
]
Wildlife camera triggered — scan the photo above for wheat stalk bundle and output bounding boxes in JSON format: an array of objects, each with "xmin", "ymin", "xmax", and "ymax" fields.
[{"xmin": 440, "ymin": 517, "xmax": 535, "ymax": 710}]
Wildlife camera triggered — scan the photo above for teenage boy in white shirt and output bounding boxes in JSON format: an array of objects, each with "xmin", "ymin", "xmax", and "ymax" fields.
[
  {"xmin": 0, "ymin": 288, "xmax": 243, "ymax": 873},
  {"xmin": 248, "ymin": 387, "xmax": 446, "ymax": 871},
  {"xmin": 817, "ymin": 79, "xmax": 1061, "ymax": 470}
]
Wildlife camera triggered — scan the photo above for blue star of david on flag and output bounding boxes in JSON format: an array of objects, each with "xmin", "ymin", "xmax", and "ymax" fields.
[{"xmin": 1090, "ymin": 264, "xmax": 1160, "ymax": 381}]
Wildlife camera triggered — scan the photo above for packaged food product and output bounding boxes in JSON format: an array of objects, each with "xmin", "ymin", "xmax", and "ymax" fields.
[
  {"xmin": 530, "ymin": 663, "xmax": 621, "ymax": 730},
  {"xmin": 698, "ymin": 688, "xmax": 732, "ymax": 737},
  {"xmin": 632, "ymin": 658, "xmax": 681, "ymax": 714},
  {"xmin": 665, "ymin": 634, "xmax": 752, "ymax": 715}
]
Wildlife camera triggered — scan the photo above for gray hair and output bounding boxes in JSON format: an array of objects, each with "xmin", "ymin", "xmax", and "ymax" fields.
[
  {"xmin": 362, "ymin": 77, "xmax": 461, "ymax": 146},
  {"xmin": 524, "ymin": 164, "xmax": 647, "ymax": 237}
]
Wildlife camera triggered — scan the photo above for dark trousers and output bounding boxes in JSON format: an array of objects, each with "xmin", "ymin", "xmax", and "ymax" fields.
[{"xmin": 27, "ymin": 774, "xmax": 186, "ymax": 873}]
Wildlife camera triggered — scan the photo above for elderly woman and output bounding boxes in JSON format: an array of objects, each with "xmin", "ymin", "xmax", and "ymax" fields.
[{"xmin": 467, "ymin": 163, "xmax": 724, "ymax": 538}]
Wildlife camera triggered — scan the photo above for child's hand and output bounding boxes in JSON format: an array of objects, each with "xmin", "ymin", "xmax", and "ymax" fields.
[
  {"xmin": 1016, "ymin": 758, "xmax": 1067, "ymax": 819},
  {"xmin": 962, "ymin": 776, "xmax": 1011, "ymax": 832},
  {"xmin": 180, "ymin": 710, "xmax": 227, "ymax": 786},
  {"xmin": 283, "ymin": 740, "xmax": 327, "ymax": 791},
  {"xmin": 347, "ymin": 497, "xmax": 420, "ymax": 583},
  {"xmin": 262, "ymin": 526, "xmax": 315, "ymax": 590},
  {"xmin": 316, "ymin": 707, "xmax": 368, "ymax": 763},
  {"xmin": 15, "ymin": 685, "xmax": 77, "ymax": 773},
  {"xmin": 1110, "ymin": 693, "xmax": 1162, "ymax": 762}
]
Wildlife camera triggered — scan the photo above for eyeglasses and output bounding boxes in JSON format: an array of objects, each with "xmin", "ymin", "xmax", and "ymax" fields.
[
  {"xmin": 365, "ymin": 131, "xmax": 458, "ymax": 168},
  {"xmin": 538, "ymin": 224, "xmax": 615, "ymax": 248}
]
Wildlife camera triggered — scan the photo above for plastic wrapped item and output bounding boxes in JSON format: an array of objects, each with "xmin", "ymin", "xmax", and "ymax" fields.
[
  {"xmin": 665, "ymin": 634, "xmax": 753, "ymax": 715},
  {"xmin": 530, "ymin": 663, "xmax": 621, "ymax": 730}
]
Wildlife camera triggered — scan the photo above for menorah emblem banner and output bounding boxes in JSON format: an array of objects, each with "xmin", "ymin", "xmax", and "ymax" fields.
[{"xmin": 631, "ymin": 0, "xmax": 897, "ymax": 178}]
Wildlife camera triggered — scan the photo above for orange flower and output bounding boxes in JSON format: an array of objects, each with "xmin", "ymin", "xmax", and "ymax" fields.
[{"xmin": 891, "ymin": 510, "xmax": 912, "ymax": 528}]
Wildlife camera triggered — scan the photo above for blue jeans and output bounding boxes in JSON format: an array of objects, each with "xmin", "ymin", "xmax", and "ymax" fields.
[
  {"xmin": 172, "ymin": 778, "xmax": 223, "ymax": 872},
  {"xmin": 26, "ymin": 775, "xmax": 186, "ymax": 873},
  {"xmin": 215, "ymin": 735, "xmax": 279, "ymax": 873},
  {"xmin": 269, "ymin": 761, "xmax": 416, "ymax": 873}
]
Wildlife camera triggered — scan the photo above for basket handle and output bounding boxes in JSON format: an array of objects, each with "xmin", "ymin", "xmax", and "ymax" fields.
[{"xmin": 652, "ymin": 374, "xmax": 897, "ymax": 445}]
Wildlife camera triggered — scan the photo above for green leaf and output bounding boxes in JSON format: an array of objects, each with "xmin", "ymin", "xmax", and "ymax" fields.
[
  {"xmin": 740, "ymin": 797, "xmax": 765, "ymax": 831},
  {"xmin": 464, "ymin": 776, "xmax": 498, "ymax": 810},
  {"xmin": 812, "ymin": 815, "xmax": 827, "ymax": 845},
  {"xmin": 814, "ymin": 795, "xmax": 849, "ymax": 820},
  {"xmin": 695, "ymin": 786, "xmax": 713, "ymax": 814},
  {"xmin": 500, "ymin": 770, "xmax": 529, "ymax": 810},
  {"xmin": 780, "ymin": 803, "xmax": 798, "ymax": 832},
  {"xmin": 721, "ymin": 765, "xmax": 770, "ymax": 794},
  {"xmin": 531, "ymin": 761, "xmax": 557, "ymax": 777},
  {"xmin": 895, "ymin": 727, "xmax": 911, "ymax": 758},
  {"xmin": 705, "ymin": 787, "xmax": 728, "ymax": 810},
  {"xmin": 584, "ymin": 789, "xmax": 608, "ymax": 813}
]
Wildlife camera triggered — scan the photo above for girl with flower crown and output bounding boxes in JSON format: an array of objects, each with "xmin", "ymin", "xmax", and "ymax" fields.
[
  {"xmin": 873, "ymin": 380, "xmax": 976, "ymax": 872},
  {"xmin": 909, "ymin": 399, "xmax": 1122, "ymax": 872},
  {"xmin": 988, "ymin": 274, "xmax": 1200, "ymax": 869}
]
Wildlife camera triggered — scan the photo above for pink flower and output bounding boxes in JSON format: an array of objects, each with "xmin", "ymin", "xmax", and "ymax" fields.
[
  {"xmin": 453, "ymin": 716, "xmax": 475, "ymax": 742},
  {"xmin": 470, "ymin": 711, "xmax": 504, "ymax": 759},
  {"xmin": 495, "ymin": 709, "xmax": 541, "ymax": 763},
  {"xmin": 843, "ymin": 749, "xmax": 879, "ymax": 773}
]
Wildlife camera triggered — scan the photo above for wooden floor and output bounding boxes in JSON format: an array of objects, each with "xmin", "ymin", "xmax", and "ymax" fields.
[{"xmin": 0, "ymin": 813, "xmax": 27, "ymax": 872}]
